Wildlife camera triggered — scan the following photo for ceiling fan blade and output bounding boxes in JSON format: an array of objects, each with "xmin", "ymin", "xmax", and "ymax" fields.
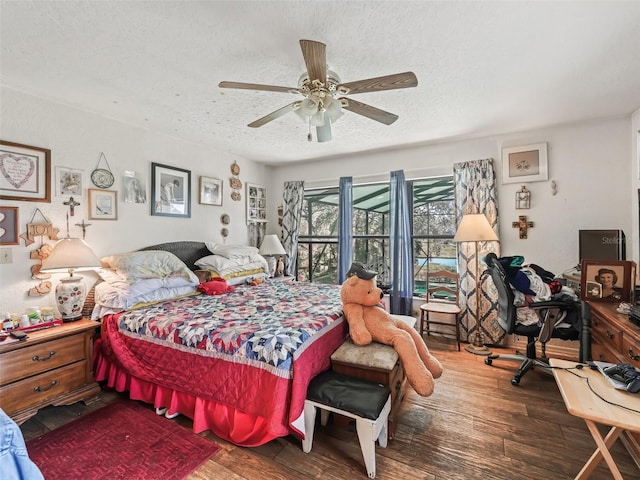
[
  {"xmin": 219, "ymin": 81, "xmax": 299, "ymax": 94},
  {"xmin": 248, "ymin": 101, "xmax": 301, "ymax": 128},
  {"xmin": 339, "ymin": 98, "xmax": 399, "ymax": 125},
  {"xmin": 337, "ymin": 72, "xmax": 418, "ymax": 95},
  {"xmin": 300, "ymin": 39, "xmax": 327, "ymax": 86}
]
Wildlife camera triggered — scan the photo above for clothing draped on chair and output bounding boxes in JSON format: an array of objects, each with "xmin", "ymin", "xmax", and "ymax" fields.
[
  {"xmin": 337, "ymin": 176, "xmax": 353, "ymax": 284},
  {"xmin": 389, "ymin": 170, "xmax": 414, "ymax": 315},
  {"xmin": 281, "ymin": 181, "xmax": 305, "ymax": 277},
  {"xmin": 453, "ymin": 159, "xmax": 502, "ymax": 344}
]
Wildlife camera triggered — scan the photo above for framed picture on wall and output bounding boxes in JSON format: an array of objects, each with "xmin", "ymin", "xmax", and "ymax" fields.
[
  {"xmin": 0, "ymin": 141, "xmax": 51, "ymax": 202},
  {"xmin": 199, "ymin": 176, "xmax": 223, "ymax": 206},
  {"xmin": 502, "ymin": 143, "xmax": 548, "ymax": 184},
  {"xmin": 580, "ymin": 259, "xmax": 636, "ymax": 303},
  {"xmin": 56, "ymin": 166, "xmax": 84, "ymax": 197},
  {"xmin": 0, "ymin": 206, "xmax": 19, "ymax": 245},
  {"xmin": 151, "ymin": 162, "xmax": 191, "ymax": 218},
  {"xmin": 88, "ymin": 189, "xmax": 117, "ymax": 220}
]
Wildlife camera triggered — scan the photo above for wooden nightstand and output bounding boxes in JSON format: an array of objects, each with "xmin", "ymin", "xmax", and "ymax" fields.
[{"xmin": 0, "ymin": 318, "xmax": 101, "ymax": 424}]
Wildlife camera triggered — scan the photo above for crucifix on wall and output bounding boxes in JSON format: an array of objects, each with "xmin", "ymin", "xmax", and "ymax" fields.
[{"xmin": 512, "ymin": 215, "xmax": 534, "ymax": 239}]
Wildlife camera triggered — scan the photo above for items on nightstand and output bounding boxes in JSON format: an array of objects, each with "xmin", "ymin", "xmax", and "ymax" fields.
[
  {"xmin": 40, "ymin": 237, "xmax": 100, "ymax": 321},
  {"xmin": 259, "ymin": 234, "xmax": 286, "ymax": 277}
]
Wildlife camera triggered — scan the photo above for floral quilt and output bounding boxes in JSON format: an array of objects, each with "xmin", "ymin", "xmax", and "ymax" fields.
[{"xmin": 99, "ymin": 279, "xmax": 347, "ymax": 444}]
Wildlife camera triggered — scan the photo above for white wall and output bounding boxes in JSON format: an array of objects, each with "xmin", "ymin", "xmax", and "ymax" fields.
[
  {"xmin": 0, "ymin": 88, "xmax": 270, "ymax": 314},
  {"xmin": 1, "ymin": 87, "xmax": 636, "ymax": 317},
  {"xmin": 271, "ymin": 116, "xmax": 635, "ymax": 277}
]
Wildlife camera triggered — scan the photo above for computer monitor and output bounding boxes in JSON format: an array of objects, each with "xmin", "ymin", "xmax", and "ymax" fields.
[{"xmin": 578, "ymin": 229, "xmax": 626, "ymax": 263}]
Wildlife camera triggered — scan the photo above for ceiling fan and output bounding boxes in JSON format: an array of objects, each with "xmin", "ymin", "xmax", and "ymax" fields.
[{"xmin": 219, "ymin": 39, "xmax": 418, "ymax": 142}]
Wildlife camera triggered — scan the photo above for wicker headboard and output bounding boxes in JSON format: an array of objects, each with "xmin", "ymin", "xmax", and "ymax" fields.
[{"xmin": 137, "ymin": 241, "xmax": 210, "ymax": 271}]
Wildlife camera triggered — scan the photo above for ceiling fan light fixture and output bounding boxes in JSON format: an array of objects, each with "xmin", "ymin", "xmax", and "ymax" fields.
[
  {"xmin": 310, "ymin": 109, "xmax": 326, "ymax": 127},
  {"xmin": 316, "ymin": 119, "xmax": 332, "ymax": 142},
  {"xmin": 324, "ymin": 96, "xmax": 343, "ymax": 122}
]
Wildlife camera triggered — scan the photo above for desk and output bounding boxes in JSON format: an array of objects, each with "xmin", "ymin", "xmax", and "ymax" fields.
[{"xmin": 550, "ymin": 358, "xmax": 640, "ymax": 479}]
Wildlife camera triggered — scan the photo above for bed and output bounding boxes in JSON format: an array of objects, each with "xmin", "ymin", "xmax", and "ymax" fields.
[{"xmin": 92, "ymin": 241, "xmax": 347, "ymax": 447}]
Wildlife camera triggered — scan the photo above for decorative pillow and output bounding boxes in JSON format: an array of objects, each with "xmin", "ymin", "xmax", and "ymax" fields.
[
  {"xmin": 101, "ymin": 251, "xmax": 199, "ymax": 284},
  {"xmin": 205, "ymin": 242, "xmax": 259, "ymax": 258},
  {"xmin": 194, "ymin": 254, "xmax": 268, "ymax": 277}
]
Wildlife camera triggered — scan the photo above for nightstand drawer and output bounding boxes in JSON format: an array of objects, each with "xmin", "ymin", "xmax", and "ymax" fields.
[
  {"xmin": 0, "ymin": 361, "xmax": 87, "ymax": 415},
  {"xmin": 0, "ymin": 334, "xmax": 86, "ymax": 386}
]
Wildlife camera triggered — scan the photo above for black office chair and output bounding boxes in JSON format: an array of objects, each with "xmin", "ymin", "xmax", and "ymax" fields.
[{"xmin": 483, "ymin": 253, "xmax": 590, "ymax": 386}]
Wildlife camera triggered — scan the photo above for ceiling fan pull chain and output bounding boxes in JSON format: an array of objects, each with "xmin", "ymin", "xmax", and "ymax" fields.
[{"xmin": 307, "ymin": 118, "xmax": 312, "ymax": 142}]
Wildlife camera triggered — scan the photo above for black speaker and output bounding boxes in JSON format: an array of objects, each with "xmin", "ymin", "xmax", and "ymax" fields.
[{"xmin": 579, "ymin": 229, "xmax": 626, "ymax": 262}]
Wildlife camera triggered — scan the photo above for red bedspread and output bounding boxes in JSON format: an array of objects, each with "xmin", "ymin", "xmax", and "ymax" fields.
[{"xmin": 95, "ymin": 280, "xmax": 346, "ymax": 446}]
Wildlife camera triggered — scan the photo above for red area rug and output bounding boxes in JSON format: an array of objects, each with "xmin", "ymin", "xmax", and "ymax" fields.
[{"xmin": 27, "ymin": 401, "xmax": 220, "ymax": 480}]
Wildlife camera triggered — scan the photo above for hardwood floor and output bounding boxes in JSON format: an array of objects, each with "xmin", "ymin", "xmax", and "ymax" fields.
[{"xmin": 20, "ymin": 338, "xmax": 640, "ymax": 479}]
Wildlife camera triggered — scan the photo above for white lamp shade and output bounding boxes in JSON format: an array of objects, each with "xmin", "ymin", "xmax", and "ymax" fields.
[
  {"xmin": 453, "ymin": 214, "xmax": 498, "ymax": 242},
  {"xmin": 40, "ymin": 237, "xmax": 99, "ymax": 321},
  {"xmin": 41, "ymin": 237, "xmax": 100, "ymax": 274},
  {"xmin": 259, "ymin": 235, "xmax": 286, "ymax": 256}
]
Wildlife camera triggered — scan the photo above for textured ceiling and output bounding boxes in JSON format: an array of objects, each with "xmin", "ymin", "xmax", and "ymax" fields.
[{"xmin": 2, "ymin": 1, "xmax": 640, "ymax": 166}]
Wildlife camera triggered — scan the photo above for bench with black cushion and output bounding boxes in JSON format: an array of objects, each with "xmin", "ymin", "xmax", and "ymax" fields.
[{"xmin": 302, "ymin": 370, "xmax": 391, "ymax": 479}]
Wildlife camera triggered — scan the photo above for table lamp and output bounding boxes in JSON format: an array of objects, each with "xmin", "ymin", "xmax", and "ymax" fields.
[
  {"xmin": 259, "ymin": 234, "xmax": 287, "ymax": 277},
  {"xmin": 453, "ymin": 213, "xmax": 498, "ymax": 355},
  {"xmin": 41, "ymin": 237, "xmax": 100, "ymax": 321}
]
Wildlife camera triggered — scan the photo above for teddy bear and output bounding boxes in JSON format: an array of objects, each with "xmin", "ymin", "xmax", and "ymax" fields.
[{"xmin": 340, "ymin": 262, "xmax": 443, "ymax": 397}]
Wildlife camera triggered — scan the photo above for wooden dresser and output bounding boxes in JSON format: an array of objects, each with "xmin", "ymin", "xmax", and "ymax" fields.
[
  {"xmin": 588, "ymin": 302, "xmax": 640, "ymax": 464},
  {"xmin": 0, "ymin": 319, "xmax": 101, "ymax": 425}
]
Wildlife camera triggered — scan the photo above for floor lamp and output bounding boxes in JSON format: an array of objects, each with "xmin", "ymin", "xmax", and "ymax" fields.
[{"xmin": 453, "ymin": 213, "xmax": 498, "ymax": 355}]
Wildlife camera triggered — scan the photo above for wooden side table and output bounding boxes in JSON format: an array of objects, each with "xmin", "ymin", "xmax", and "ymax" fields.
[
  {"xmin": 0, "ymin": 318, "xmax": 101, "ymax": 424},
  {"xmin": 550, "ymin": 358, "xmax": 640, "ymax": 479}
]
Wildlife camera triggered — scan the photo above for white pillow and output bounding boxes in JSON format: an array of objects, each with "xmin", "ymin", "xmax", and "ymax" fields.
[
  {"xmin": 195, "ymin": 254, "xmax": 268, "ymax": 276},
  {"xmin": 205, "ymin": 242, "xmax": 259, "ymax": 258},
  {"xmin": 100, "ymin": 251, "xmax": 198, "ymax": 284}
]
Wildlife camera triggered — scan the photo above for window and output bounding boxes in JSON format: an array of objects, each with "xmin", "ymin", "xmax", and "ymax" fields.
[{"xmin": 297, "ymin": 176, "xmax": 456, "ymax": 295}]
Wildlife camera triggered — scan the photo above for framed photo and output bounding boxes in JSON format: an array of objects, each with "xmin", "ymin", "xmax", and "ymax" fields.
[
  {"xmin": 56, "ymin": 166, "xmax": 84, "ymax": 197},
  {"xmin": 123, "ymin": 170, "xmax": 146, "ymax": 204},
  {"xmin": 0, "ymin": 141, "xmax": 51, "ymax": 202},
  {"xmin": 88, "ymin": 189, "xmax": 117, "ymax": 220},
  {"xmin": 580, "ymin": 259, "xmax": 636, "ymax": 303},
  {"xmin": 502, "ymin": 143, "xmax": 548, "ymax": 184},
  {"xmin": 246, "ymin": 182, "xmax": 267, "ymax": 223},
  {"xmin": 151, "ymin": 162, "xmax": 191, "ymax": 218},
  {"xmin": 199, "ymin": 176, "xmax": 223, "ymax": 206},
  {"xmin": 0, "ymin": 206, "xmax": 19, "ymax": 245}
]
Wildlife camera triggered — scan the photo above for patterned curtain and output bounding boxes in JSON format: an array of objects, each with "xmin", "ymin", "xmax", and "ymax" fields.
[
  {"xmin": 389, "ymin": 170, "xmax": 414, "ymax": 315},
  {"xmin": 337, "ymin": 176, "xmax": 353, "ymax": 284},
  {"xmin": 281, "ymin": 181, "xmax": 305, "ymax": 277},
  {"xmin": 248, "ymin": 223, "xmax": 266, "ymax": 249},
  {"xmin": 453, "ymin": 159, "xmax": 502, "ymax": 344}
]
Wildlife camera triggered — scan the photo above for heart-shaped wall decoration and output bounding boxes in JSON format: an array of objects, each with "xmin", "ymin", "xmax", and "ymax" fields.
[{"xmin": 0, "ymin": 153, "xmax": 35, "ymax": 189}]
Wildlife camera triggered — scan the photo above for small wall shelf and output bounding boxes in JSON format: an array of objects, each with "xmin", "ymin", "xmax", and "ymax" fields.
[{"xmin": 246, "ymin": 183, "xmax": 267, "ymax": 224}]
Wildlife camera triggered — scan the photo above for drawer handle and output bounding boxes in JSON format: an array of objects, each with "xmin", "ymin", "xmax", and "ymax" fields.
[
  {"xmin": 628, "ymin": 348, "xmax": 640, "ymax": 361},
  {"xmin": 32, "ymin": 351, "xmax": 55, "ymax": 362},
  {"xmin": 605, "ymin": 329, "xmax": 615, "ymax": 339},
  {"xmin": 34, "ymin": 380, "xmax": 57, "ymax": 392}
]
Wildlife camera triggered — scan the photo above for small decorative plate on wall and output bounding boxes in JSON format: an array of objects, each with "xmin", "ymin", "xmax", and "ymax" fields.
[
  {"xmin": 90, "ymin": 153, "xmax": 115, "ymax": 188},
  {"xmin": 221, "ymin": 214, "xmax": 230, "ymax": 225}
]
